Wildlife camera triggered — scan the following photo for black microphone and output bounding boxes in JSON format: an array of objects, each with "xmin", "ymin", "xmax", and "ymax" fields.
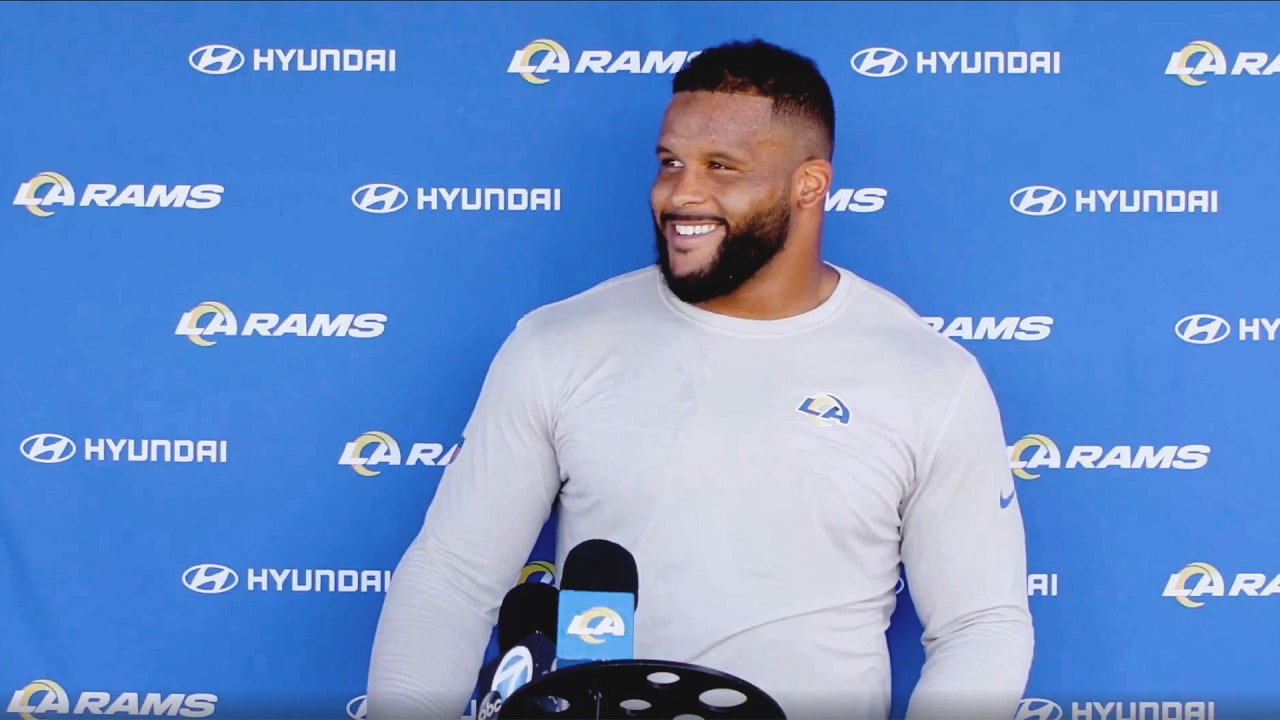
[
  {"xmin": 561, "ymin": 538, "xmax": 639, "ymax": 608},
  {"xmin": 555, "ymin": 539, "xmax": 639, "ymax": 668},
  {"xmin": 497, "ymin": 581, "xmax": 559, "ymax": 653},
  {"xmin": 476, "ymin": 582, "xmax": 559, "ymax": 720}
]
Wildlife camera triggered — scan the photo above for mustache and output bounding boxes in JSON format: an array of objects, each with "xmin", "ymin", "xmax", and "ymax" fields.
[{"xmin": 660, "ymin": 212, "xmax": 727, "ymax": 226}]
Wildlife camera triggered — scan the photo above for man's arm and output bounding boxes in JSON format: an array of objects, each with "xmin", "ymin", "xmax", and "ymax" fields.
[
  {"xmin": 900, "ymin": 357, "xmax": 1035, "ymax": 720},
  {"xmin": 366, "ymin": 317, "xmax": 563, "ymax": 720}
]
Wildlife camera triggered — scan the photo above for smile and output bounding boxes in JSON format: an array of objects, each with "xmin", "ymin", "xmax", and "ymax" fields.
[
  {"xmin": 674, "ymin": 223, "xmax": 718, "ymax": 236},
  {"xmin": 666, "ymin": 221, "xmax": 724, "ymax": 253}
]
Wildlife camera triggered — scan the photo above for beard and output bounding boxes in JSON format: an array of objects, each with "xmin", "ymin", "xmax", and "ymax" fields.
[{"xmin": 654, "ymin": 196, "xmax": 791, "ymax": 305}]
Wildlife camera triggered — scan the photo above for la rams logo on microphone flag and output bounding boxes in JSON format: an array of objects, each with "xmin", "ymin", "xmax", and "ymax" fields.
[{"xmin": 556, "ymin": 591, "xmax": 633, "ymax": 664}]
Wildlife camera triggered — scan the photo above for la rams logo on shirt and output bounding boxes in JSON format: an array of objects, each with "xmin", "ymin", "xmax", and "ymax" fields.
[{"xmin": 796, "ymin": 393, "xmax": 851, "ymax": 428}]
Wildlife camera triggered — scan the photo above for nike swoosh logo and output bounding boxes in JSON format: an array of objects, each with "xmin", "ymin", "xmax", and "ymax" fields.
[{"xmin": 1000, "ymin": 489, "xmax": 1016, "ymax": 509}]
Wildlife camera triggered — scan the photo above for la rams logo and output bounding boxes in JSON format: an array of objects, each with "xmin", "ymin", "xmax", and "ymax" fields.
[
  {"xmin": 796, "ymin": 393, "xmax": 851, "ymax": 428},
  {"xmin": 518, "ymin": 560, "xmax": 556, "ymax": 585}
]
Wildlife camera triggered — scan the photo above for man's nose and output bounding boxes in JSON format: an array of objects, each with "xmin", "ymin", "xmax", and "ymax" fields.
[{"xmin": 668, "ymin": 169, "xmax": 710, "ymax": 207}]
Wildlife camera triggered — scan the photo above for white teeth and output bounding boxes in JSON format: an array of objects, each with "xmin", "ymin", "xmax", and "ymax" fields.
[{"xmin": 674, "ymin": 224, "xmax": 717, "ymax": 236}]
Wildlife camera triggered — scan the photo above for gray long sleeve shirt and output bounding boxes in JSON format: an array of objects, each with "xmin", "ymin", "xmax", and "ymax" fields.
[{"xmin": 366, "ymin": 263, "xmax": 1035, "ymax": 720}]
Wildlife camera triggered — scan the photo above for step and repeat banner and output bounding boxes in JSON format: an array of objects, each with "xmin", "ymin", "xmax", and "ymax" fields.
[{"xmin": 2, "ymin": 1, "xmax": 1276, "ymax": 719}]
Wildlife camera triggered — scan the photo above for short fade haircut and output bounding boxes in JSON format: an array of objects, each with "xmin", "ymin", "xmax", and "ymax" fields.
[{"xmin": 672, "ymin": 38, "xmax": 836, "ymax": 159}]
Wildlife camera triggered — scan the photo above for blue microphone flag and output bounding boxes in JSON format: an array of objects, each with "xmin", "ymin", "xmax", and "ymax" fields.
[{"xmin": 555, "ymin": 589, "xmax": 634, "ymax": 667}]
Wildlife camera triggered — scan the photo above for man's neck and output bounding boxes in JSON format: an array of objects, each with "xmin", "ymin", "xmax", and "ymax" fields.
[{"xmin": 694, "ymin": 261, "xmax": 839, "ymax": 320}]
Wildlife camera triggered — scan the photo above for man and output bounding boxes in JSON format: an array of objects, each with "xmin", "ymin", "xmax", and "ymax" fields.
[{"xmin": 366, "ymin": 39, "xmax": 1034, "ymax": 720}]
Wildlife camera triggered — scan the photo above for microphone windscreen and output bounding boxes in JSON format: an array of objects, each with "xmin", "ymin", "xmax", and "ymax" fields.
[
  {"xmin": 496, "ymin": 582, "xmax": 559, "ymax": 652},
  {"xmin": 560, "ymin": 538, "xmax": 639, "ymax": 607}
]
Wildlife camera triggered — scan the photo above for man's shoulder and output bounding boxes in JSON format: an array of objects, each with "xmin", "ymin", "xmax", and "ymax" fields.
[
  {"xmin": 514, "ymin": 264, "xmax": 660, "ymax": 338},
  {"xmin": 836, "ymin": 265, "xmax": 981, "ymax": 379}
]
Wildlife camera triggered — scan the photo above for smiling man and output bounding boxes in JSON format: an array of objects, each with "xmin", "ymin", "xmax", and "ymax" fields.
[{"xmin": 366, "ymin": 38, "xmax": 1034, "ymax": 720}]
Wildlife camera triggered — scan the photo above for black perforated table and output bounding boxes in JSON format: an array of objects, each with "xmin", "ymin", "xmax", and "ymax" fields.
[{"xmin": 498, "ymin": 659, "xmax": 786, "ymax": 719}]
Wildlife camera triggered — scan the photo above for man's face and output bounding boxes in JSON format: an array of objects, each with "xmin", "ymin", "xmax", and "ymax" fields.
[{"xmin": 651, "ymin": 91, "xmax": 794, "ymax": 305}]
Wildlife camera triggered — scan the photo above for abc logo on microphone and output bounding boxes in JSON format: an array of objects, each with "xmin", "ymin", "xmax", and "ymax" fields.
[
  {"xmin": 492, "ymin": 646, "xmax": 535, "ymax": 697},
  {"xmin": 476, "ymin": 690, "xmax": 503, "ymax": 720}
]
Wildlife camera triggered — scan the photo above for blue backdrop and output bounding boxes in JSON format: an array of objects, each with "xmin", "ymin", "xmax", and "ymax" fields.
[{"xmin": 3, "ymin": 1, "xmax": 1275, "ymax": 719}]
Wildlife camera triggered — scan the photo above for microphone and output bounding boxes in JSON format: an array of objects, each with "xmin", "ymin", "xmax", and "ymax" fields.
[
  {"xmin": 497, "ymin": 581, "xmax": 559, "ymax": 655},
  {"xmin": 475, "ymin": 581, "xmax": 559, "ymax": 719},
  {"xmin": 555, "ymin": 538, "xmax": 639, "ymax": 668}
]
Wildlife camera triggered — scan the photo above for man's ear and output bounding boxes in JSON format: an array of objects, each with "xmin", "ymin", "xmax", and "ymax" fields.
[{"xmin": 794, "ymin": 158, "xmax": 833, "ymax": 209}]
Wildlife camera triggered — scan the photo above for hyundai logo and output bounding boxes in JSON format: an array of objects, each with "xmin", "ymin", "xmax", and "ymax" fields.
[
  {"xmin": 1014, "ymin": 698, "xmax": 1064, "ymax": 720},
  {"xmin": 1175, "ymin": 313, "xmax": 1231, "ymax": 344},
  {"xmin": 850, "ymin": 47, "xmax": 909, "ymax": 77},
  {"xmin": 20, "ymin": 433, "xmax": 76, "ymax": 463},
  {"xmin": 346, "ymin": 695, "xmax": 367, "ymax": 720},
  {"xmin": 183, "ymin": 563, "xmax": 240, "ymax": 594},
  {"xmin": 352, "ymin": 183, "xmax": 409, "ymax": 214},
  {"xmin": 894, "ymin": 576, "xmax": 906, "ymax": 595},
  {"xmin": 1010, "ymin": 186, "xmax": 1068, "ymax": 216},
  {"xmin": 189, "ymin": 44, "xmax": 245, "ymax": 75}
]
